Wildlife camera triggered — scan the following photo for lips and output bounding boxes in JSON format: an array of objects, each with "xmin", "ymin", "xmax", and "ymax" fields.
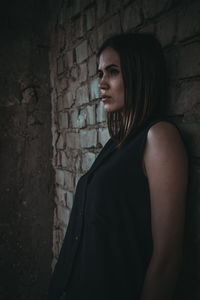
[{"xmin": 101, "ymin": 95, "xmax": 111, "ymax": 101}]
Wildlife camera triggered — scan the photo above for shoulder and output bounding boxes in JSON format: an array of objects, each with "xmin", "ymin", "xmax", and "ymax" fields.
[
  {"xmin": 147, "ymin": 121, "xmax": 181, "ymax": 144},
  {"xmin": 143, "ymin": 121, "xmax": 188, "ymax": 177},
  {"xmin": 146, "ymin": 121, "xmax": 186, "ymax": 153}
]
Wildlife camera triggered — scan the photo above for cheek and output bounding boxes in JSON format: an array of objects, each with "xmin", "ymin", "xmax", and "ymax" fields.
[{"xmin": 113, "ymin": 78, "xmax": 124, "ymax": 92}]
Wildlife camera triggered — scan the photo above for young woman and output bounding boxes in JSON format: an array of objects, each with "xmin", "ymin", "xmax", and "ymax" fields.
[{"xmin": 48, "ymin": 33, "xmax": 188, "ymax": 300}]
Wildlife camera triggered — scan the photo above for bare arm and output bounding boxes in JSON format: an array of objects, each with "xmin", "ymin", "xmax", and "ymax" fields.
[{"xmin": 140, "ymin": 121, "xmax": 188, "ymax": 300}]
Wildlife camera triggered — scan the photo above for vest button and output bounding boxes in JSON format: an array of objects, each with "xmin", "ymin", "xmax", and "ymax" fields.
[{"xmin": 75, "ymin": 235, "xmax": 79, "ymax": 240}]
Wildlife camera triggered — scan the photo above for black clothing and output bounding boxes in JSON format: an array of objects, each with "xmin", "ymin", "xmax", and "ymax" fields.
[{"xmin": 48, "ymin": 118, "xmax": 178, "ymax": 300}]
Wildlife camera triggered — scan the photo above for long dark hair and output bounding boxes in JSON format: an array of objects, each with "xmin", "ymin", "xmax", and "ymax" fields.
[{"xmin": 97, "ymin": 32, "xmax": 169, "ymax": 148}]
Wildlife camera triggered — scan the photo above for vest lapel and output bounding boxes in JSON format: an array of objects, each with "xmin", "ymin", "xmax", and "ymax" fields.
[{"xmin": 86, "ymin": 139, "xmax": 118, "ymax": 176}]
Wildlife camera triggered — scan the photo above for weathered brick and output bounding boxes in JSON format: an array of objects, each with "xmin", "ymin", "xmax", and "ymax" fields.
[
  {"xmin": 55, "ymin": 77, "xmax": 68, "ymax": 96},
  {"xmin": 86, "ymin": 6, "xmax": 95, "ymax": 31},
  {"xmin": 98, "ymin": 127, "xmax": 110, "ymax": 147},
  {"xmin": 58, "ymin": 112, "xmax": 69, "ymax": 129},
  {"xmin": 57, "ymin": 56, "xmax": 64, "ymax": 75},
  {"xmin": 57, "ymin": 95, "xmax": 63, "ymax": 112},
  {"xmin": 80, "ymin": 129, "xmax": 97, "ymax": 148},
  {"xmin": 178, "ymin": 42, "xmax": 200, "ymax": 78},
  {"xmin": 62, "ymin": 226, "xmax": 67, "ymax": 239},
  {"xmin": 88, "ymin": 55, "xmax": 97, "ymax": 77},
  {"xmin": 52, "ymin": 228, "xmax": 60, "ymax": 257},
  {"xmin": 51, "ymin": 120, "xmax": 57, "ymax": 156},
  {"xmin": 56, "ymin": 186, "xmax": 67, "ymax": 205},
  {"xmin": 64, "ymin": 50, "xmax": 73, "ymax": 69},
  {"xmin": 121, "ymin": 2, "xmax": 142, "ymax": 32},
  {"xmin": 97, "ymin": 15, "xmax": 121, "ymax": 47},
  {"xmin": 187, "ymin": 165, "xmax": 200, "ymax": 222},
  {"xmin": 171, "ymin": 81, "xmax": 200, "ymax": 122},
  {"xmin": 70, "ymin": 65, "xmax": 79, "ymax": 81},
  {"xmin": 77, "ymin": 15, "xmax": 85, "ymax": 39},
  {"xmin": 76, "ymin": 40, "xmax": 88, "ymax": 63},
  {"xmin": 75, "ymin": 154, "xmax": 81, "ymax": 171},
  {"xmin": 86, "ymin": 104, "xmax": 96, "ymax": 125},
  {"xmin": 58, "ymin": 9, "xmax": 64, "ymax": 26},
  {"xmin": 72, "ymin": 15, "xmax": 84, "ymax": 40},
  {"xmin": 90, "ymin": 78, "xmax": 100, "ymax": 100},
  {"xmin": 96, "ymin": 101, "xmax": 106, "ymax": 123},
  {"xmin": 66, "ymin": 191, "xmax": 74, "ymax": 209},
  {"xmin": 71, "ymin": 109, "xmax": 79, "ymax": 128},
  {"xmin": 55, "ymin": 169, "xmax": 65, "ymax": 186},
  {"xmin": 51, "ymin": 257, "xmax": 58, "ymax": 271},
  {"xmin": 63, "ymin": 90, "xmax": 74, "ymax": 109},
  {"xmin": 177, "ymin": 1, "xmax": 200, "ymax": 42},
  {"xmin": 64, "ymin": 170, "xmax": 74, "ymax": 191},
  {"xmin": 108, "ymin": 0, "xmax": 121, "ymax": 14},
  {"xmin": 139, "ymin": 23, "xmax": 155, "ymax": 34},
  {"xmin": 97, "ymin": 0, "xmax": 107, "ymax": 19},
  {"xmin": 70, "ymin": 0, "xmax": 81, "ymax": 17},
  {"xmin": 58, "ymin": 27, "xmax": 65, "ymax": 51},
  {"xmin": 56, "ymin": 133, "xmax": 65, "ymax": 150},
  {"xmin": 177, "ymin": 122, "xmax": 200, "ymax": 158},
  {"xmin": 69, "ymin": 81, "xmax": 80, "ymax": 99},
  {"xmin": 88, "ymin": 30, "xmax": 98, "ymax": 55},
  {"xmin": 53, "ymin": 208, "xmax": 59, "ymax": 228},
  {"xmin": 164, "ymin": 47, "xmax": 179, "ymax": 80},
  {"xmin": 184, "ymin": 103, "xmax": 200, "ymax": 122},
  {"xmin": 77, "ymin": 109, "xmax": 87, "ymax": 128},
  {"xmin": 51, "ymin": 85, "xmax": 56, "ymax": 104},
  {"xmin": 66, "ymin": 132, "xmax": 80, "ymax": 148},
  {"xmin": 76, "ymin": 84, "xmax": 89, "ymax": 105},
  {"xmin": 60, "ymin": 151, "xmax": 69, "ymax": 168},
  {"xmin": 143, "ymin": 0, "xmax": 172, "ymax": 19},
  {"xmin": 166, "ymin": 82, "xmax": 178, "ymax": 115},
  {"xmin": 79, "ymin": 63, "xmax": 87, "ymax": 82},
  {"xmin": 156, "ymin": 13, "xmax": 176, "ymax": 47},
  {"xmin": 56, "ymin": 151, "xmax": 61, "ymax": 167},
  {"xmin": 61, "ymin": 149, "xmax": 77, "ymax": 171},
  {"xmin": 58, "ymin": 241, "xmax": 63, "ymax": 255},
  {"xmin": 57, "ymin": 205, "xmax": 70, "ymax": 226},
  {"xmin": 82, "ymin": 152, "xmax": 96, "ymax": 171}
]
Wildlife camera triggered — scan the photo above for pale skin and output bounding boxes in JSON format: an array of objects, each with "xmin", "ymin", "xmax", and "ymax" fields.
[{"xmin": 98, "ymin": 47, "xmax": 188, "ymax": 300}]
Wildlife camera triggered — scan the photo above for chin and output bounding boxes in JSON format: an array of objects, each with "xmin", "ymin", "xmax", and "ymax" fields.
[{"xmin": 103, "ymin": 104, "xmax": 123, "ymax": 113}]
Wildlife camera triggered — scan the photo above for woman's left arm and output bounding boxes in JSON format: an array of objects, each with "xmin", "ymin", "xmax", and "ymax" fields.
[{"xmin": 140, "ymin": 121, "xmax": 188, "ymax": 300}]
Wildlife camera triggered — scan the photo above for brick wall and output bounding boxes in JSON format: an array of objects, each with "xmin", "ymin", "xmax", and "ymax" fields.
[{"xmin": 49, "ymin": 0, "xmax": 200, "ymax": 298}]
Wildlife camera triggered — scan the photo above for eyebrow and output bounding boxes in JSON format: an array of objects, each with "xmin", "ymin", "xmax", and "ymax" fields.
[{"xmin": 97, "ymin": 64, "xmax": 119, "ymax": 72}]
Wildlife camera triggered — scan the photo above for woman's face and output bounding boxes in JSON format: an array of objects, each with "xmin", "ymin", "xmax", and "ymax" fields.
[{"xmin": 98, "ymin": 47, "xmax": 124, "ymax": 112}]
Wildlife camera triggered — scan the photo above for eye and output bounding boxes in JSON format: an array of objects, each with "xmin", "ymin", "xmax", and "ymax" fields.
[{"xmin": 110, "ymin": 69, "xmax": 119, "ymax": 75}]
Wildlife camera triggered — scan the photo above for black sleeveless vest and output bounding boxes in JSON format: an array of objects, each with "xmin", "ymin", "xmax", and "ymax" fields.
[{"xmin": 48, "ymin": 117, "xmax": 178, "ymax": 300}]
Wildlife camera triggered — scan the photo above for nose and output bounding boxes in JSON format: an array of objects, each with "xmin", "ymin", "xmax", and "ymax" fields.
[{"xmin": 98, "ymin": 75, "xmax": 109, "ymax": 90}]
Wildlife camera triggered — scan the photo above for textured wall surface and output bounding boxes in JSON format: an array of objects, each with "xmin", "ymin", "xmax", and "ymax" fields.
[
  {"xmin": 0, "ymin": 1, "xmax": 54, "ymax": 300},
  {"xmin": 48, "ymin": 0, "xmax": 200, "ymax": 298},
  {"xmin": 2, "ymin": 0, "xmax": 199, "ymax": 299}
]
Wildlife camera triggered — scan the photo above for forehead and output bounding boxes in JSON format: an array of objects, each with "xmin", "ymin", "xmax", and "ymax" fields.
[{"xmin": 98, "ymin": 47, "xmax": 120, "ymax": 69}]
